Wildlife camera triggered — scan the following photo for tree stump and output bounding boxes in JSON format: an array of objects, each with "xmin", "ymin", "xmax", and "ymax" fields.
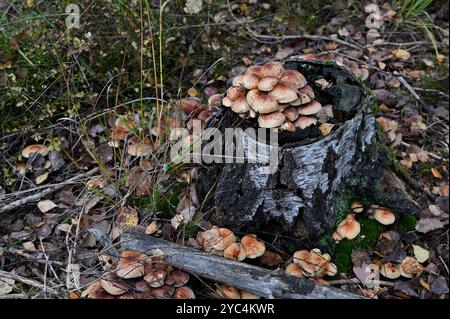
[{"xmin": 197, "ymin": 58, "xmax": 418, "ymax": 242}]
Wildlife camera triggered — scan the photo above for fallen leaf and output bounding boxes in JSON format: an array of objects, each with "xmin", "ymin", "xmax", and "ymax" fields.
[
  {"xmin": 171, "ymin": 214, "xmax": 184, "ymax": 230},
  {"xmin": 274, "ymin": 47, "xmax": 294, "ymax": 60},
  {"xmin": 115, "ymin": 206, "xmax": 139, "ymax": 229},
  {"xmin": 419, "ymin": 278, "xmax": 430, "ymax": 291},
  {"xmin": 36, "ymin": 172, "xmax": 49, "ymax": 184},
  {"xmin": 413, "ymin": 245, "xmax": 430, "ymax": 263},
  {"xmin": 22, "ymin": 241, "xmax": 36, "ymax": 252},
  {"xmin": 431, "ymin": 168, "xmax": 443, "ymax": 179},
  {"xmin": 393, "ymin": 48, "xmax": 411, "ymax": 60},
  {"xmin": 37, "ymin": 199, "xmax": 57, "ymax": 213},
  {"xmin": 319, "ymin": 123, "xmax": 334, "ymax": 136},
  {"xmin": 428, "ymin": 205, "xmax": 443, "ymax": 216},
  {"xmin": 0, "ymin": 277, "xmax": 14, "ymax": 296},
  {"xmin": 145, "ymin": 221, "xmax": 159, "ymax": 235},
  {"xmin": 415, "ymin": 218, "xmax": 446, "ymax": 233},
  {"xmin": 184, "ymin": 0, "xmax": 202, "ymax": 14}
]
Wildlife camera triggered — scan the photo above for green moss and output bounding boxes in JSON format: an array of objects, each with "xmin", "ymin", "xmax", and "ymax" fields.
[
  {"xmin": 335, "ymin": 239, "xmax": 353, "ymax": 273},
  {"xmin": 399, "ymin": 215, "xmax": 417, "ymax": 232},
  {"xmin": 183, "ymin": 221, "xmax": 198, "ymax": 239}
]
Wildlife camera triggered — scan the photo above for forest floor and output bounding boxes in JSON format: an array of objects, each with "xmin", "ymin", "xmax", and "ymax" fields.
[{"xmin": 0, "ymin": 0, "xmax": 448, "ymax": 299}]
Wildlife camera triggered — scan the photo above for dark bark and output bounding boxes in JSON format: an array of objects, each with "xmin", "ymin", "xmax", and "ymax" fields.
[
  {"xmin": 121, "ymin": 231, "xmax": 365, "ymax": 299},
  {"xmin": 197, "ymin": 59, "xmax": 418, "ymax": 240}
]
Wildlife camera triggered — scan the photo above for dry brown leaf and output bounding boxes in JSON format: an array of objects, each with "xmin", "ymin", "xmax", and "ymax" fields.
[
  {"xmin": 145, "ymin": 221, "xmax": 159, "ymax": 235},
  {"xmin": 431, "ymin": 168, "xmax": 443, "ymax": 179},
  {"xmin": 37, "ymin": 199, "xmax": 57, "ymax": 213},
  {"xmin": 116, "ymin": 206, "xmax": 139, "ymax": 229},
  {"xmin": 36, "ymin": 172, "xmax": 49, "ymax": 185},
  {"xmin": 393, "ymin": 48, "xmax": 411, "ymax": 60}
]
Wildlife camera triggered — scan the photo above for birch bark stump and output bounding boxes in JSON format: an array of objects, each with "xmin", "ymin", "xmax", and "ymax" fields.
[{"xmin": 197, "ymin": 58, "xmax": 418, "ymax": 240}]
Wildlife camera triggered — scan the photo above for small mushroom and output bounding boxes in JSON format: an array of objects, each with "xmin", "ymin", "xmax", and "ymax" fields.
[
  {"xmin": 246, "ymin": 89, "xmax": 279, "ymax": 114},
  {"xmin": 223, "ymin": 243, "xmax": 247, "ymax": 261},
  {"xmin": 168, "ymin": 270, "xmax": 190, "ymax": 288},
  {"xmin": 297, "ymin": 101, "xmax": 322, "ymax": 115},
  {"xmin": 258, "ymin": 76, "xmax": 279, "ymax": 91},
  {"xmin": 336, "ymin": 215, "xmax": 361, "ymax": 240},
  {"xmin": 280, "ymin": 121, "xmax": 295, "ymax": 132},
  {"xmin": 212, "ymin": 228, "xmax": 236, "ymax": 251},
  {"xmin": 217, "ymin": 285, "xmax": 241, "ymax": 299},
  {"xmin": 294, "ymin": 116, "xmax": 317, "ymax": 129},
  {"xmin": 401, "ymin": 257, "xmax": 424, "ymax": 275},
  {"xmin": 116, "ymin": 251, "xmax": 147, "ymax": 279},
  {"xmin": 351, "ymin": 201, "xmax": 364, "ymax": 213},
  {"xmin": 279, "ymin": 70, "xmax": 307, "ymax": 89},
  {"xmin": 380, "ymin": 263, "xmax": 401, "ymax": 279},
  {"xmin": 247, "ymin": 65, "xmax": 264, "ymax": 78},
  {"xmin": 241, "ymin": 72, "xmax": 260, "ymax": 90},
  {"xmin": 269, "ymin": 83, "xmax": 298, "ymax": 103},
  {"xmin": 240, "ymin": 235, "xmax": 266, "ymax": 259},
  {"xmin": 100, "ymin": 273, "xmax": 129, "ymax": 296},
  {"xmin": 297, "ymin": 85, "xmax": 315, "ymax": 104},
  {"xmin": 231, "ymin": 96, "xmax": 251, "ymax": 113},
  {"xmin": 222, "ymin": 96, "xmax": 233, "ymax": 107},
  {"xmin": 283, "ymin": 107, "xmax": 299, "ymax": 122},
  {"xmin": 179, "ymin": 98, "xmax": 203, "ymax": 115},
  {"xmin": 144, "ymin": 269, "xmax": 167, "ymax": 288},
  {"xmin": 22, "ymin": 144, "xmax": 49, "ymax": 158},
  {"xmin": 127, "ymin": 143, "xmax": 152, "ymax": 157},
  {"xmin": 373, "ymin": 208, "xmax": 396, "ymax": 225},
  {"xmin": 173, "ymin": 286, "xmax": 196, "ymax": 299},
  {"xmin": 258, "ymin": 112, "xmax": 286, "ymax": 128},
  {"xmin": 261, "ymin": 61, "xmax": 285, "ymax": 78},
  {"xmin": 208, "ymin": 93, "xmax": 222, "ymax": 109},
  {"xmin": 285, "ymin": 263, "xmax": 304, "ymax": 278},
  {"xmin": 227, "ymin": 86, "xmax": 245, "ymax": 101}
]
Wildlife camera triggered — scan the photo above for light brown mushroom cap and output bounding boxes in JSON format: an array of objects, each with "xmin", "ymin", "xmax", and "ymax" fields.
[
  {"xmin": 246, "ymin": 89, "xmax": 279, "ymax": 114},
  {"xmin": 297, "ymin": 101, "xmax": 323, "ymax": 115},
  {"xmin": 297, "ymin": 85, "xmax": 315, "ymax": 104},
  {"xmin": 212, "ymin": 228, "xmax": 236, "ymax": 251},
  {"xmin": 100, "ymin": 274, "xmax": 128, "ymax": 296},
  {"xmin": 351, "ymin": 201, "xmax": 364, "ymax": 213},
  {"xmin": 144, "ymin": 269, "xmax": 167, "ymax": 288},
  {"xmin": 380, "ymin": 263, "xmax": 401, "ymax": 279},
  {"xmin": 227, "ymin": 86, "xmax": 246, "ymax": 101},
  {"xmin": 258, "ymin": 76, "xmax": 279, "ymax": 91},
  {"xmin": 217, "ymin": 285, "xmax": 241, "ymax": 299},
  {"xmin": 323, "ymin": 262, "xmax": 338, "ymax": 277},
  {"xmin": 280, "ymin": 121, "xmax": 295, "ymax": 132},
  {"xmin": 81, "ymin": 281, "xmax": 116, "ymax": 299},
  {"xmin": 109, "ymin": 127, "xmax": 128, "ymax": 142},
  {"xmin": 294, "ymin": 116, "xmax": 317, "ymax": 129},
  {"xmin": 223, "ymin": 243, "xmax": 247, "ymax": 261},
  {"xmin": 208, "ymin": 93, "xmax": 222, "ymax": 109},
  {"xmin": 179, "ymin": 98, "xmax": 203, "ymax": 115},
  {"xmin": 232, "ymin": 73, "xmax": 246, "ymax": 87},
  {"xmin": 22, "ymin": 144, "xmax": 49, "ymax": 158},
  {"xmin": 336, "ymin": 217, "xmax": 361, "ymax": 240},
  {"xmin": 135, "ymin": 280, "xmax": 151, "ymax": 293},
  {"xmin": 173, "ymin": 286, "xmax": 196, "ymax": 299},
  {"xmin": 240, "ymin": 235, "xmax": 266, "ymax": 259},
  {"xmin": 261, "ymin": 61, "xmax": 285, "ymax": 78},
  {"xmin": 222, "ymin": 96, "xmax": 233, "ymax": 107},
  {"xmin": 283, "ymin": 107, "xmax": 299, "ymax": 122},
  {"xmin": 373, "ymin": 208, "xmax": 396, "ymax": 225},
  {"xmin": 279, "ymin": 70, "xmax": 307, "ymax": 89},
  {"xmin": 116, "ymin": 251, "xmax": 147, "ymax": 279},
  {"xmin": 285, "ymin": 263, "xmax": 304, "ymax": 278},
  {"xmin": 231, "ymin": 96, "xmax": 251, "ymax": 113},
  {"xmin": 127, "ymin": 143, "xmax": 152, "ymax": 157},
  {"xmin": 332, "ymin": 231, "xmax": 343, "ymax": 242},
  {"xmin": 401, "ymin": 257, "xmax": 424, "ymax": 275},
  {"xmin": 168, "ymin": 270, "xmax": 190, "ymax": 287},
  {"xmin": 269, "ymin": 83, "xmax": 298, "ymax": 103},
  {"xmin": 247, "ymin": 65, "xmax": 264, "ymax": 78},
  {"xmin": 293, "ymin": 250, "xmax": 310, "ymax": 264},
  {"xmin": 258, "ymin": 112, "xmax": 286, "ymax": 128},
  {"xmin": 240, "ymin": 291, "xmax": 261, "ymax": 299},
  {"xmin": 197, "ymin": 110, "xmax": 212, "ymax": 123},
  {"xmin": 241, "ymin": 72, "xmax": 260, "ymax": 90}
]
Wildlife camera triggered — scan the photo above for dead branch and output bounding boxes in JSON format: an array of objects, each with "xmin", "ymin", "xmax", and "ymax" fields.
[
  {"xmin": 0, "ymin": 270, "xmax": 61, "ymax": 297},
  {"xmin": 121, "ymin": 231, "xmax": 366, "ymax": 299}
]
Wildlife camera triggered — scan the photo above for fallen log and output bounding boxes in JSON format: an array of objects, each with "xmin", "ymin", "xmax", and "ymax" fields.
[{"xmin": 121, "ymin": 231, "xmax": 365, "ymax": 299}]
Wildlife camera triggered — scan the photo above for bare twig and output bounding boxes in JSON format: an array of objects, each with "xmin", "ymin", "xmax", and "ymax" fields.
[
  {"xmin": 0, "ymin": 167, "xmax": 99, "ymax": 215},
  {"xmin": 326, "ymin": 277, "xmax": 394, "ymax": 287},
  {"xmin": 394, "ymin": 71, "xmax": 434, "ymax": 116},
  {"xmin": 0, "ymin": 270, "xmax": 61, "ymax": 297},
  {"xmin": 400, "ymin": 141, "xmax": 446, "ymax": 162}
]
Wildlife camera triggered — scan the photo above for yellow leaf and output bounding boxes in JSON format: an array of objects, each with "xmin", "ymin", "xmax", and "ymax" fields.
[
  {"xmin": 419, "ymin": 278, "xmax": 430, "ymax": 291},
  {"xmin": 145, "ymin": 221, "xmax": 159, "ymax": 235},
  {"xmin": 187, "ymin": 87, "xmax": 198, "ymax": 97},
  {"xmin": 413, "ymin": 245, "xmax": 430, "ymax": 263},
  {"xmin": 394, "ymin": 48, "xmax": 411, "ymax": 60}
]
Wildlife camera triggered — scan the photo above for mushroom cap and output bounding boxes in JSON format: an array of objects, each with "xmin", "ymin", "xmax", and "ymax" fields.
[
  {"xmin": 280, "ymin": 121, "xmax": 295, "ymax": 132},
  {"xmin": 82, "ymin": 281, "xmax": 116, "ymax": 299},
  {"xmin": 100, "ymin": 274, "xmax": 128, "ymax": 296},
  {"xmin": 336, "ymin": 217, "xmax": 361, "ymax": 240},
  {"xmin": 401, "ymin": 257, "xmax": 424, "ymax": 275},
  {"xmin": 197, "ymin": 110, "xmax": 212, "ymax": 123},
  {"xmin": 217, "ymin": 285, "xmax": 241, "ymax": 299},
  {"xmin": 144, "ymin": 269, "xmax": 167, "ymax": 288},
  {"xmin": 294, "ymin": 116, "xmax": 317, "ymax": 129},
  {"xmin": 173, "ymin": 286, "xmax": 196, "ymax": 299},
  {"xmin": 212, "ymin": 228, "xmax": 236, "ymax": 251},
  {"xmin": 208, "ymin": 93, "xmax": 222, "ymax": 110},
  {"xmin": 200, "ymin": 227, "xmax": 221, "ymax": 251},
  {"xmin": 269, "ymin": 83, "xmax": 298, "ymax": 103},
  {"xmin": 127, "ymin": 143, "xmax": 152, "ymax": 157},
  {"xmin": 241, "ymin": 72, "xmax": 260, "ymax": 90},
  {"xmin": 179, "ymin": 98, "xmax": 203, "ymax": 115},
  {"xmin": 323, "ymin": 262, "xmax": 338, "ymax": 277},
  {"xmin": 297, "ymin": 85, "xmax": 315, "ymax": 104},
  {"xmin": 297, "ymin": 101, "xmax": 322, "ymax": 115},
  {"xmin": 231, "ymin": 96, "xmax": 251, "ymax": 113},
  {"xmin": 332, "ymin": 231, "xmax": 343, "ymax": 242},
  {"xmin": 227, "ymin": 86, "xmax": 245, "ymax": 101},
  {"xmin": 283, "ymin": 107, "xmax": 299, "ymax": 122},
  {"xmin": 246, "ymin": 89, "xmax": 279, "ymax": 114},
  {"xmin": 285, "ymin": 263, "xmax": 304, "ymax": 278},
  {"xmin": 373, "ymin": 208, "xmax": 396, "ymax": 225},
  {"xmin": 222, "ymin": 96, "xmax": 233, "ymax": 107},
  {"xmin": 135, "ymin": 280, "xmax": 152, "ymax": 293},
  {"xmin": 116, "ymin": 251, "xmax": 147, "ymax": 279},
  {"xmin": 223, "ymin": 243, "xmax": 247, "ymax": 261},
  {"xmin": 109, "ymin": 127, "xmax": 128, "ymax": 141},
  {"xmin": 232, "ymin": 73, "xmax": 245, "ymax": 87},
  {"xmin": 293, "ymin": 250, "xmax": 310, "ymax": 264},
  {"xmin": 261, "ymin": 61, "xmax": 285, "ymax": 78},
  {"xmin": 258, "ymin": 112, "xmax": 286, "ymax": 128},
  {"xmin": 258, "ymin": 76, "xmax": 279, "ymax": 91},
  {"xmin": 279, "ymin": 70, "xmax": 307, "ymax": 89},
  {"xmin": 380, "ymin": 263, "xmax": 401, "ymax": 279},
  {"xmin": 240, "ymin": 235, "xmax": 266, "ymax": 259},
  {"xmin": 351, "ymin": 201, "xmax": 364, "ymax": 213},
  {"xmin": 247, "ymin": 65, "xmax": 265, "ymax": 78},
  {"xmin": 240, "ymin": 291, "xmax": 261, "ymax": 299},
  {"xmin": 22, "ymin": 144, "xmax": 49, "ymax": 158},
  {"xmin": 168, "ymin": 270, "xmax": 190, "ymax": 287}
]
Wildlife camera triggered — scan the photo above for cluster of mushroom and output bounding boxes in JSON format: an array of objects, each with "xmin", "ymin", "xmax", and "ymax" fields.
[
  {"xmin": 285, "ymin": 248, "xmax": 337, "ymax": 278},
  {"xmin": 216, "ymin": 284, "xmax": 261, "ymax": 299},
  {"xmin": 82, "ymin": 250, "xmax": 195, "ymax": 299},
  {"xmin": 223, "ymin": 61, "xmax": 324, "ymax": 131},
  {"xmin": 196, "ymin": 227, "xmax": 266, "ymax": 261},
  {"xmin": 332, "ymin": 202, "xmax": 397, "ymax": 242},
  {"xmin": 19, "ymin": 144, "xmax": 52, "ymax": 184},
  {"xmin": 380, "ymin": 256, "xmax": 425, "ymax": 280}
]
